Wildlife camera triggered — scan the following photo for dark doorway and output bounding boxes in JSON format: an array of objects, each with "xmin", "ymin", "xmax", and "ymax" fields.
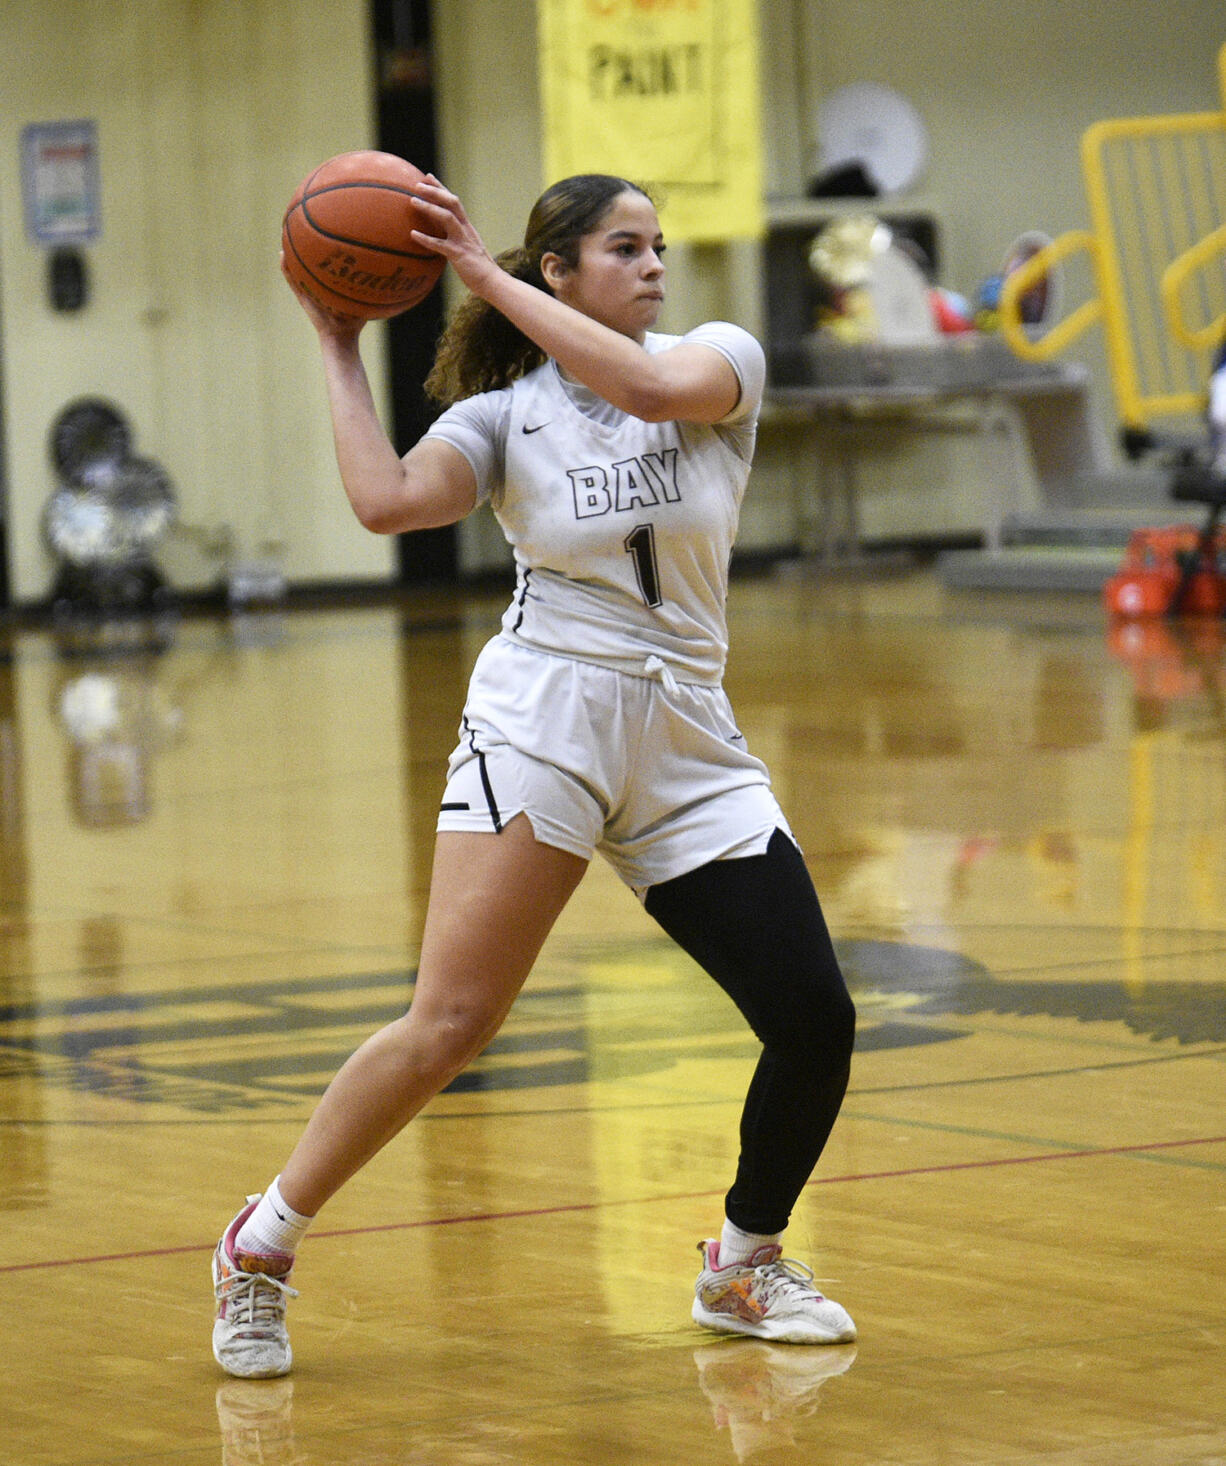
[
  {"xmin": 371, "ymin": 0, "xmax": 455, "ymax": 584},
  {"xmin": 0, "ymin": 307, "xmax": 8, "ymax": 608}
]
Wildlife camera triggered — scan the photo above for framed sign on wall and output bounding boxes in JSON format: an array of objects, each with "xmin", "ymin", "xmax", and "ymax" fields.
[{"xmin": 21, "ymin": 120, "xmax": 101, "ymax": 246}]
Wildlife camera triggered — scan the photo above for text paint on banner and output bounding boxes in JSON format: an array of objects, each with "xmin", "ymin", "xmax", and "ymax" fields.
[{"xmin": 538, "ymin": 0, "xmax": 763, "ymax": 243}]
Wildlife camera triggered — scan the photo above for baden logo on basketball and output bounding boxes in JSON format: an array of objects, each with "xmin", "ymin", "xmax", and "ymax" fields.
[
  {"xmin": 281, "ymin": 150, "xmax": 445, "ymax": 319},
  {"xmin": 315, "ymin": 251, "xmax": 433, "ymax": 303}
]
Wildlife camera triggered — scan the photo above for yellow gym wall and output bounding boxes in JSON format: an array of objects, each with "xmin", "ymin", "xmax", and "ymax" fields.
[
  {"xmin": 2, "ymin": 1, "xmax": 1225, "ymax": 602},
  {"xmin": 0, "ymin": 0, "xmax": 394, "ymax": 605}
]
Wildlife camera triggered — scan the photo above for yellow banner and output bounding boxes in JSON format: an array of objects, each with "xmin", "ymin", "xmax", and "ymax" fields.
[{"xmin": 538, "ymin": 0, "xmax": 763, "ymax": 243}]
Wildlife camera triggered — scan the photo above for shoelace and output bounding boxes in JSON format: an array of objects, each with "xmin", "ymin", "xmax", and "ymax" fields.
[
  {"xmin": 752, "ymin": 1256, "xmax": 827, "ymax": 1303},
  {"xmin": 218, "ymin": 1267, "xmax": 299, "ymax": 1330}
]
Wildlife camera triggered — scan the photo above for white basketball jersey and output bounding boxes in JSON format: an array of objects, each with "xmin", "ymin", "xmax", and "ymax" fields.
[{"xmin": 427, "ymin": 324, "xmax": 764, "ymax": 684}]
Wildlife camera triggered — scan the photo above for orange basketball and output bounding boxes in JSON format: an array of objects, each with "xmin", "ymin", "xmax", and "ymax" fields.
[{"xmin": 281, "ymin": 151, "xmax": 445, "ymax": 319}]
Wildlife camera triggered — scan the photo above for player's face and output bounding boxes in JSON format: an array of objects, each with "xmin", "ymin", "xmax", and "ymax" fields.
[{"xmin": 553, "ymin": 191, "xmax": 666, "ymax": 341}]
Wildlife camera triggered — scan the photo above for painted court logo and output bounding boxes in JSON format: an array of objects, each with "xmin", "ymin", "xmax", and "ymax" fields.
[{"xmin": 0, "ymin": 941, "xmax": 1220, "ymax": 1114}]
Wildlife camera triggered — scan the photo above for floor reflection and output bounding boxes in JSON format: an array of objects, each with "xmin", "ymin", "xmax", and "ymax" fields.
[
  {"xmin": 50, "ymin": 619, "xmax": 185, "ymax": 826},
  {"xmin": 216, "ymin": 1378, "xmax": 303, "ymax": 1466},
  {"xmin": 1109, "ymin": 615, "xmax": 1226, "ymax": 732},
  {"xmin": 212, "ymin": 1338, "xmax": 859, "ymax": 1466},
  {"xmin": 693, "ymin": 1340, "xmax": 858, "ymax": 1463}
]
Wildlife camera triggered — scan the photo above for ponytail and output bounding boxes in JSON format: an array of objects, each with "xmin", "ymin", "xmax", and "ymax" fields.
[{"xmin": 424, "ymin": 247, "xmax": 548, "ymax": 405}]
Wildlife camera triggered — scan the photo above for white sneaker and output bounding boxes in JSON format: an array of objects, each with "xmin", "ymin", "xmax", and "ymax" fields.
[
  {"xmin": 212, "ymin": 1195, "xmax": 298, "ymax": 1378},
  {"xmin": 692, "ymin": 1239, "xmax": 857, "ymax": 1344}
]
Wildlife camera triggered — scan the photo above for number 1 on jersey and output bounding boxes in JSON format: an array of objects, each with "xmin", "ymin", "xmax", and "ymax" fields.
[{"xmin": 624, "ymin": 523, "xmax": 662, "ymax": 608}]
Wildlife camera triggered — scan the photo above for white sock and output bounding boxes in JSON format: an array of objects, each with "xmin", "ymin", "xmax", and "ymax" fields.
[
  {"xmin": 235, "ymin": 1176, "xmax": 314, "ymax": 1258},
  {"xmin": 719, "ymin": 1218, "xmax": 782, "ymax": 1266}
]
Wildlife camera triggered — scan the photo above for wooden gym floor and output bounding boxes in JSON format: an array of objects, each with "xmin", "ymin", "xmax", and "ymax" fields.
[{"xmin": 1, "ymin": 567, "xmax": 1223, "ymax": 1465}]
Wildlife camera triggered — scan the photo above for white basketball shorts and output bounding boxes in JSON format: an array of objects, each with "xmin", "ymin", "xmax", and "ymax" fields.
[{"xmin": 436, "ymin": 636, "xmax": 791, "ymax": 893}]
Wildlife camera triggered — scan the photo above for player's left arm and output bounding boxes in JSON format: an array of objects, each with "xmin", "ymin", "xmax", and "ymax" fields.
[{"xmin": 625, "ymin": 342, "xmax": 744, "ymax": 425}]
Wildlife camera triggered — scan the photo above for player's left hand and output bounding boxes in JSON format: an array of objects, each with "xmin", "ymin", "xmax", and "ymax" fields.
[{"xmin": 407, "ymin": 177, "xmax": 502, "ymax": 298}]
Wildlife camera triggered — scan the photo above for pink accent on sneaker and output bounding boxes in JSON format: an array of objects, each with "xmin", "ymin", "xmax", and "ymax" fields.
[
  {"xmin": 693, "ymin": 1237, "xmax": 857, "ymax": 1344},
  {"xmin": 706, "ymin": 1240, "xmax": 785, "ymax": 1271},
  {"xmin": 226, "ymin": 1201, "xmax": 294, "ymax": 1280}
]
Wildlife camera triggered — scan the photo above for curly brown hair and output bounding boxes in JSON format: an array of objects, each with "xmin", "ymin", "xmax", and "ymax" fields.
[{"xmin": 424, "ymin": 174, "xmax": 652, "ymax": 405}]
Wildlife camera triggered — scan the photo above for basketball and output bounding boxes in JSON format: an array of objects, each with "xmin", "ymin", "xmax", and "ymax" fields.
[{"xmin": 281, "ymin": 151, "xmax": 445, "ymax": 319}]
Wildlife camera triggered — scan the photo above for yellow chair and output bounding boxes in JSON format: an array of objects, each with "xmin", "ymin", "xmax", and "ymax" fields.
[
  {"xmin": 1000, "ymin": 42, "xmax": 1226, "ymax": 436},
  {"xmin": 1163, "ymin": 221, "xmax": 1226, "ymax": 355}
]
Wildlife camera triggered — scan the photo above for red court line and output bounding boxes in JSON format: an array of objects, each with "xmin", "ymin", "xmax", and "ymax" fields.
[{"xmin": 4, "ymin": 1132, "xmax": 1223, "ymax": 1276}]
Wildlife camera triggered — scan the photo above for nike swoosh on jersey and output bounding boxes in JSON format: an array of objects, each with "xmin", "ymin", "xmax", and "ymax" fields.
[{"xmin": 522, "ymin": 421, "xmax": 550, "ymax": 434}]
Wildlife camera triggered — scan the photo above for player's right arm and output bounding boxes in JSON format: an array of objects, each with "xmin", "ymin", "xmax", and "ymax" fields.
[
  {"xmin": 286, "ymin": 259, "xmax": 477, "ymax": 535},
  {"xmin": 316, "ymin": 329, "xmax": 477, "ymax": 534}
]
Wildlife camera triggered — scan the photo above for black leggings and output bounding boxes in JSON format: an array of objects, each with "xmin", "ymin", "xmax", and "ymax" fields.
[{"xmin": 644, "ymin": 828, "xmax": 854, "ymax": 1235}]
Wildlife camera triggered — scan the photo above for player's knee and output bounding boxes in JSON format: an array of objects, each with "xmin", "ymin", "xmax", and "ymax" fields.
[
  {"xmin": 765, "ymin": 976, "xmax": 855, "ymax": 1070},
  {"xmin": 827, "ymin": 984, "xmax": 856, "ymax": 1064},
  {"xmin": 401, "ymin": 997, "xmax": 503, "ymax": 1081}
]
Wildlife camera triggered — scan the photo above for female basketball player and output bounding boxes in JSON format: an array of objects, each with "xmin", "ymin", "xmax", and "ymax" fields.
[{"xmin": 212, "ymin": 173, "xmax": 857, "ymax": 1377}]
